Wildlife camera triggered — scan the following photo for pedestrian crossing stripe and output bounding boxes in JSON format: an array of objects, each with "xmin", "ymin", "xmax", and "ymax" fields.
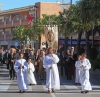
[
  {"xmin": 56, "ymin": 92, "xmax": 100, "ymax": 94},
  {"xmin": 0, "ymin": 83, "xmax": 11, "ymax": 91},
  {"xmin": 42, "ymin": 84, "xmax": 56, "ymax": 97},
  {"xmin": 61, "ymin": 82, "xmax": 80, "ymax": 90},
  {"xmin": 42, "ymin": 83, "xmax": 47, "ymax": 91},
  {"xmin": 91, "ymin": 83, "xmax": 100, "ymax": 92},
  {"xmin": 27, "ymin": 85, "xmax": 33, "ymax": 91}
]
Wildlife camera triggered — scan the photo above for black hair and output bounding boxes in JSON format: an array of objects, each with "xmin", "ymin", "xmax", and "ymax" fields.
[
  {"xmin": 26, "ymin": 57, "xmax": 31, "ymax": 62},
  {"xmin": 19, "ymin": 52, "xmax": 23, "ymax": 56}
]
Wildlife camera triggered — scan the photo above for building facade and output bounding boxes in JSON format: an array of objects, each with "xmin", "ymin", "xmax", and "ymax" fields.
[
  {"xmin": 0, "ymin": 2, "xmax": 62, "ymax": 49},
  {"xmin": 0, "ymin": 5, "xmax": 37, "ymax": 49}
]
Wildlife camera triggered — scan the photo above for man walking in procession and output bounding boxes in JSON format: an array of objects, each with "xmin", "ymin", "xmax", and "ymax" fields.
[
  {"xmin": 44, "ymin": 47, "xmax": 60, "ymax": 94},
  {"xmin": 14, "ymin": 53, "xmax": 28, "ymax": 93},
  {"xmin": 80, "ymin": 53, "xmax": 92, "ymax": 93}
]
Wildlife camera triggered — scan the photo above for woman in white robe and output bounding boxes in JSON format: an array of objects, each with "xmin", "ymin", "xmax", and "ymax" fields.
[
  {"xmin": 75, "ymin": 55, "xmax": 81, "ymax": 85},
  {"xmin": 26, "ymin": 58, "xmax": 37, "ymax": 85},
  {"xmin": 44, "ymin": 47, "xmax": 60, "ymax": 94},
  {"xmin": 80, "ymin": 53, "xmax": 92, "ymax": 93},
  {"xmin": 14, "ymin": 53, "xmax": 28, "ymax": 93}
]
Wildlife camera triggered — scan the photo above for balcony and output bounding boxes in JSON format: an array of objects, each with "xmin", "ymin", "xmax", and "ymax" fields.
[
  {"xmin": 21, "ymin": 19, "xmax": 28, "ymax": 26},
  {"xmin": 6, "ymin": 21, "xmax": 12, "ymax": 28},
  {"xmin": 13, "ymin": 20, "xmax": 20, "ymax": 27},
  {"xmin": 0, "ymin": 20, "xmax": 29, "ymax": 28},
  {"xmin": 6, "ymin": 35, "xmax": 12, "ymax": 40},
  {"xmin": 0, "ymin": 22, "xmax": 4, "ymax": 28},
  {"xmin": 0, "ymin": 35, "xmax": 4, "ymax": 41}
]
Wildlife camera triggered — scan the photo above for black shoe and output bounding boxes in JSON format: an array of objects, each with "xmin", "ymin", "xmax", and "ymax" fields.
[
  {"xmin": 85, "ymin": 90, "xmax": 89, "ymax": 93},
  {"xmin": 81, "ymin": 91, "xmax": 85, "ymax": 93},
  {"xmin": 10, "ymin": 78, "xmax": 12, "ymax": 80},
  {"xmin": 75, "ymin": 83, "xmax": 78, "ymax": 85},
  {"xmin": 78, "ymin": 83, "xmax": 81, "ymax": 85},
  {"xmin": 22, "ymin": 91, "xmax": 26, "ymax": 93},
  {"xmin": 19, "ymin": 90, "xmax": 22, "ymax": 93}
]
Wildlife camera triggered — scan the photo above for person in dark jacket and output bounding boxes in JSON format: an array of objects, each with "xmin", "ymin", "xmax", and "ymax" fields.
[
  {"xmin": 60, "ymin": 51, "xmax": 66, "ymax": 76},
  {"xmin": 8, "ymin": 48, "xmax": 16, "ymax": 80},
  {"xmin": 65, "ymin": 50, "xmax": 73, "ymax": 80},
  {"xmin": 0, "ymin": 48, "xmax": 4, "ymax": 66}
]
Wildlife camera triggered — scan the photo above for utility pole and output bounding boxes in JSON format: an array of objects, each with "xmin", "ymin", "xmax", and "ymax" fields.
[{"xmin": 70, "ymin": 0, "xmax": 72, "ymax": 5}]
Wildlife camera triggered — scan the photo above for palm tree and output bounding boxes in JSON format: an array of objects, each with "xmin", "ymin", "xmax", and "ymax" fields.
[
  {"xmin": 76, "ymin": 0, "xmax": 93, "ymax": 56},
  {"xmin": 60, "ymin": 4, "xmax": 84, "ymax": 54},
  {"xmin": 58, "ymin": 9, "xmax": 71, "ymax": 50}
]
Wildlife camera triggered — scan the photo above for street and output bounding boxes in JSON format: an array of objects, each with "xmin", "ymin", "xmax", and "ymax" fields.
[{"xmin": 0, "ymin": 65, "xmax": 100, "ymax": 97}]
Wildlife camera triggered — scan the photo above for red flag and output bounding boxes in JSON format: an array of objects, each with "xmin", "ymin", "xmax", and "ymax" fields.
[{"xmin": 27, "ymin": 14, "xmax": 34, "ymax": 22}]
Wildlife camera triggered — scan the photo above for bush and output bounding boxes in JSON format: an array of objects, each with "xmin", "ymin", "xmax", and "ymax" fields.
[
  {"xmin": 90, "ymin": 58, "xmax": 100, "ymax": 70},
  {"xmin": 89, "ymin": 47, "xmax": 97, "ymax": 60}
]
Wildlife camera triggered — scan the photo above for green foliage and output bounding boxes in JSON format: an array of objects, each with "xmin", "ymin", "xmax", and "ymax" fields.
[
  {"xmin": 32, "ymin": 14, "xmax": 60, "ymax": 40},
  {"xmin": 13, "ymin": 26, "xmax": 26, "ymax": 41},
  {"xmin": 24, "ymin": 27, "xmax": 34, "ymax": 41},
  {"xmin": 90, "ymin": 58, "xmax": 100, "ymax": 70}
]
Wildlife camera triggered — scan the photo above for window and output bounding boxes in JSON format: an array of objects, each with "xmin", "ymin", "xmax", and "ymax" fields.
[
  {"xmin": 16, "ymin": 17, "xmax": 19, "ymax": 21},
  {"xmin": 9, "ymin": 17, "xmax": 11, "ymax": 21},
  {"xmin": 24, "ymin": 15, "xmax": 27, "ymax": 20},
  {"xmin": 2, "ymin": 19, "xmax": 4, "ymax": 22}
]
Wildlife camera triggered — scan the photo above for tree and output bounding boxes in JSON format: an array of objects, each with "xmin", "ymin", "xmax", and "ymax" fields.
[
  {"xmin": 13, "ymin": 26, "xmax": 26, "ymax": 49},
  {"xmin": 67, "ymin": 4, "xmax": 84, "ymax": 54},
  {"xmin": 58, "ymin": 9, "xmax": 71, "ymax": 50},
  {"xmin": 77, "ymin": 0, "xmax": 100, "ymax": 56}
]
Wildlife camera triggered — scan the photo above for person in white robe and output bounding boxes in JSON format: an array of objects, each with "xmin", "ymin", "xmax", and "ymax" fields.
[
  {"xmin": 44, "ymin": 47, "xmax": 60, "ymax": 94},
  {"xmin": 79, "ymin": 53, "xmax": 92, "ymax": 93},
  {"xmin": 75, "ymin": 55, "xmax": 81, "ymax": 85},
  {"xmin": 14, "ymin": 53, "xmax": 28, "ymax": 93},
  {"xmin": 26, "ymin": 57, "xmax": 37, "ymax": 85}
]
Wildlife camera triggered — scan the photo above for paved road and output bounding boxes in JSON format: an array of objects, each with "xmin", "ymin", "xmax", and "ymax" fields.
[{"xmin": 0, "ymin": 65, "xmax": 100, "ymax": 97}]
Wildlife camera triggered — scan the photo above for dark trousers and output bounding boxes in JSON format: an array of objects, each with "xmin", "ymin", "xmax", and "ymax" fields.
[
  {"xmin": 60, "ymin": 62, "xmax": 66, "ymax": 76},
  {"xmin": 66, "ymin": 63, "xmax": 72, "ymax": 80},
  {"xmin": 10, "ymin": 69, "xmax": 15, "ymax": 78},
  {"xmin": 0, "ymin": 59, "xmax": 3, "ymax": 66}
]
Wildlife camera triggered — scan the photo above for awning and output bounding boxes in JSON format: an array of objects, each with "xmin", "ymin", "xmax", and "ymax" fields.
[{"xmin": 59, "ymin": 40, "xmax": 86, "ymax": 45}]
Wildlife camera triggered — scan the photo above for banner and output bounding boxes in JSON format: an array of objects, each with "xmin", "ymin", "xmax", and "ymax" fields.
[{"xmin": 44, "ymin": 25, "xmax": 58, "ymax": 50}]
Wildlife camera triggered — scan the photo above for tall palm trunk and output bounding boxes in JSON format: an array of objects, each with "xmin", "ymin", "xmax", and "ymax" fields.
[
  {"xmin": 64, "ymin": 36, "xmax": 68, "ymax": 51},
  {"xmin": 20, "ymin": 41, "xmax": 22, "ymax": 50},
  {"xmin": 85, "ymin": 31, "xmax": 90, "ymax": 57},
  {"xmin": 76, "ymin": 31, "xmax": 82, "ymax": 55}
]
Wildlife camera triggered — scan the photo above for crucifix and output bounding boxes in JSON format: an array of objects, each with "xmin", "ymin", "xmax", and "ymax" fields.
[{"xmin": 48, "ymin": 16, "xmax": 56, "ymax": 26}]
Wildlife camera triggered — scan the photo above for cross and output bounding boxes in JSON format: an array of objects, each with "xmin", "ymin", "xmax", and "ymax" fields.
[
  {"xmin": 48, "ymin": 16, "xmax": 56, "ymax": 26},
  {"xmin": 0, "ymin": 4, "xmax": 4, "ymax": 11}
]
